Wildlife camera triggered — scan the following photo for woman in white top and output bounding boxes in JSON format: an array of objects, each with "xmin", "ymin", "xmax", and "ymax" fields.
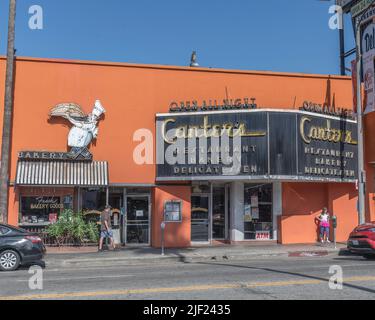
[{"xmin": 317, "ymin": 207, "xmax": 331, "ymax": 244}]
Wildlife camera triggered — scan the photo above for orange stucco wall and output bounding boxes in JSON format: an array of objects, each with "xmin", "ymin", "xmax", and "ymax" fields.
[
  {"xmin": 0, "ymin": 56, "xmax": 367, "ymax": 244},
  {"xmin": 327, "ymin": 183, "xmax": 358, "ymax": 240},
  {"xmin": 280, "ymin": 182, "xmax": 358, "ymax": 244},
  {"xmin": 152, "ymin": 186, "xmax": 191, "ymax": 248},
  {"xmin": 0, "ymin": 57, "xmax": 352, "ymax": 187}
]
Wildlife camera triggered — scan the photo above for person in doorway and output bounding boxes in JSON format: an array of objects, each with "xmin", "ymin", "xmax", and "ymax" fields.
[
  {"xmin": 99, "ymin": 205, "xmax": 116, "ymax": 252},
  {"xmin": 317, "ymin": 207, "xmax": 331, "ymax": 244}
]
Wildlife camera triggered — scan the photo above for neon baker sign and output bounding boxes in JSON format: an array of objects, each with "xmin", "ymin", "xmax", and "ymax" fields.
[{"xmin": 169, "ymin": 97, "xmax": 257, "ymax": 113}]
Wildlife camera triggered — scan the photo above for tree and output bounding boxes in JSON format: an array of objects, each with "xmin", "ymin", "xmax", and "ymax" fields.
[{"xmin": 0, "ymin": 0, "xmax": 17, "ymax": 223}]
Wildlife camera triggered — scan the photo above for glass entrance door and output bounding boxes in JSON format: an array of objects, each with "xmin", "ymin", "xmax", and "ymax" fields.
[
  {"xmin": 212, "ymin": 186, "xmax": 229, "ymax": 240},
  {"xmin": 191, "ymin": 195, "xmax": 210, "ymax": 242},
  {"xmin": 125, "ymin": 196, "xmax": 150, "ymax": 245}
]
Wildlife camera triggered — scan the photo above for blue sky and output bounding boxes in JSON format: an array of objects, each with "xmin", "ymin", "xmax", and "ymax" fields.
[{"xmin": 0, "ymin": 0, "xmax": 356, "ymax": 74}]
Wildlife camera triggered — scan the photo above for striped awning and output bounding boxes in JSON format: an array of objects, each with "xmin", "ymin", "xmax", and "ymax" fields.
[{"xmin": 15, "ymin": 161, "xmax": 109, "ymax": 186}]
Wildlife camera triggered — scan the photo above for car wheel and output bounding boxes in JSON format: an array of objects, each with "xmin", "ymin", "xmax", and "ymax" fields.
[
  {"xmin": 363, "ymin": 254, "xmax": 375, "ymax": 260},
  {"xmin": 0, "ymin": 250, "xmax": 21, "ymax": 271}
]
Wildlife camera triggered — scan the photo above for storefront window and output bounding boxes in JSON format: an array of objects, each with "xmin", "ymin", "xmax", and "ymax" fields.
[
  {"xmin": 81, "ymin": 188, "xmax": 107, "ymax": 212},
  {"xmin": 19, "ymin": 196, "xmax": 63, "ymax": 225},
  {"xmin": 80, "ymin": 187, "xmax": 151, "ymax": 245},
  {"xmin": 63, "ymin": 195, "xmax": 73, "ymax": 210},
  {"xmin": 244, "ymin": 184, "xmax": 273, "ymax": 240}
]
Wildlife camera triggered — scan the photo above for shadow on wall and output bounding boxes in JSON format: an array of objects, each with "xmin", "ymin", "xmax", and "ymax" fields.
[
  {"xmin": 283, "ymin": 182, "xmax": 357, "ymax": 217},
  {"xmin": 281, "ymin": 182, "xmax": 358, "ymax": 243},
  {"xmin": 282, "ymin": 183, "xmax": 328, "ymax": 217}
]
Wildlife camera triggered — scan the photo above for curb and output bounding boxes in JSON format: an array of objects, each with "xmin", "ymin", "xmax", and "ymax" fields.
[{"xmin": 45, "ymin": 249, "xmax": 343, "ymax": 268}]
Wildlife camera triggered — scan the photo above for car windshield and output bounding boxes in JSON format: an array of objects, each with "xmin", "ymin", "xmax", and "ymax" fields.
[
  {"xmin": 0, "ymin": 227, "xmax": 10, "ymax": 235},
  {"xmin": 0, "ymin": 224, "xmax": 27, "ymax": 234}
]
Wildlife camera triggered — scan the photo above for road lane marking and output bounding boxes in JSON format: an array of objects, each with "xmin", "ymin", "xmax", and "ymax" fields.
[
  {"xmin": 19, "ymin": 261, "xmax": 375, "ymax": 274},
  {"xmin": 1, "ymin": 275, "xmax": 375, "ymax": 300},
  {"xmin": 0, "ymin": 261, "xmax": 373, "ymax": 282},
  {"xmin": 15, "ymin": 274, "xmax": 134, "ymax": 283}
]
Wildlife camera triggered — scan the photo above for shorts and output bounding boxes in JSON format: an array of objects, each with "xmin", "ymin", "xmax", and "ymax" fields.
[
  {"xmin": 100, "ymin": 230, "xmax": 114, "ymax": 239},
  {"xmin": 320, "ymin": 226, "xmax": 330, "ymax": 238}
]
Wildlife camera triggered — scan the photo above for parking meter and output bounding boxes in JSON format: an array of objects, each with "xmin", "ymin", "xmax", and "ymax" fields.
[
  {"xmin": 161, "ymin": 222, "xmax": 166, "ymax": 256},
  {"xmin": 332, "ymin": 215, "xmax": 338, "ymax": 229},
  {"xmin": 332, "ymin": 215, "xmax": 337, "ymax": 249}
]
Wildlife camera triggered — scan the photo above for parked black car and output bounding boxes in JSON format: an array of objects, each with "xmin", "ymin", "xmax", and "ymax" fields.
[{"xmin": 0, "ymin": 223, "xmax": 46, "ymax": 271}]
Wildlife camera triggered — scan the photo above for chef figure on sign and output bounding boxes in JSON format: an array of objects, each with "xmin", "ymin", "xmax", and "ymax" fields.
[{"xmin": 49, "ymin": 100, "xmax": 106, "ymax": 159}]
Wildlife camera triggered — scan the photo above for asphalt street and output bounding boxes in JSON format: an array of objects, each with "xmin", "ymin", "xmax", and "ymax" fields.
[{"xmin": 0, "ymin": 254, "xmax": 374, "ymax": 300}]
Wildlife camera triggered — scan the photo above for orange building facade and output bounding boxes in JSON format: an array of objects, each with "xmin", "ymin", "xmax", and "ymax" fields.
[{"xmin": 0, "ymin": 56, "xmax": 370, "ymax": 248}]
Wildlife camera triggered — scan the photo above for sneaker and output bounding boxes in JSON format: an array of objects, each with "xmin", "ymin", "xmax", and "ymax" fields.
[{"xmin": 326, "ymin": 240, "xmax": 331, "ymax": 243}]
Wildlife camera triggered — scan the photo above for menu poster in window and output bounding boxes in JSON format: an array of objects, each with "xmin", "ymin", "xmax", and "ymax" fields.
[
  {"xmin": 172, "ymin": 203, "xmax": 180, "ymax": 212},
  {"xmin": 165, "ymin": 203, "xmax": 173, "ymax": 212},
  {"xmin": 244, "ymin": 204, "xmax": 251, "ymax": 215},
  {"xmin": 171, "ymin": 211, "xmax": 181, "ymax": 221},
  {"xmin": 165, "ymin": 211, "xmax": 171, "ymax": 221},
  {"xmin": 244, "ymin": 214, "xmax": 252, "ymax": 222},
  {"xmin": 251, "ymin": 207, "xmax": 260, "ymax": 220},
  {"xmin": 165, "ymin": 211, "xmax": 181, "ymax": 222},
  {"xmin": 251, "ymin": 196, "xmax": 259, "ymax": 208},
  {"xmin": 49, "ymin": 213, "xmax": 58, "ymax": 223},
  {"xmin": 164, "ymin": 201, "xmax": 182, "ymax": 222}
]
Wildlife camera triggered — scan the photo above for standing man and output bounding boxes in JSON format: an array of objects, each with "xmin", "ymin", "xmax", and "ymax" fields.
[{"xmin": 99, "ymin": 205, "xmax": 116, "ymax": 252}]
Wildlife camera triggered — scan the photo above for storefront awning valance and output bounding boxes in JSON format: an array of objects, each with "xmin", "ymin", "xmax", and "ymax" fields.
[{"xmin": 15, "ymin": 160, "xmax": 109, "ymax": 186}]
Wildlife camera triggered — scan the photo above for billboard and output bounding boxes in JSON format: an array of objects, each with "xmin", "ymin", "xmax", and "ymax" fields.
[{"xmin": 362, "ymin": 22, "xmax": 375, "ymax": 114}]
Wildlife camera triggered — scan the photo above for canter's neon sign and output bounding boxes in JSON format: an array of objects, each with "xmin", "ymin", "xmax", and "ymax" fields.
[{"xmin": 161, "ymin": 116, "xmax": 266, "ymax": 144}]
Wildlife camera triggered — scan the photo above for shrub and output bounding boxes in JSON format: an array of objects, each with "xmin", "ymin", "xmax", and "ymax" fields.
[{"xmin": 45, "ymin": 210, "xmax": 99, "ymax": 246}]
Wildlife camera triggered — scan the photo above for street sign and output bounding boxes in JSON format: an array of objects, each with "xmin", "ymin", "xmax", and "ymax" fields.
[
  {"xmin": 362, "ymin": 22, "xmax": 375, "ymax": 113},
  {"xmin": 337, "ymin": 0, "xmax": 360, "ymax": 13},
  {"xmin": 351, "ymin": 0, "xmax": 374, "ymax": 17}
]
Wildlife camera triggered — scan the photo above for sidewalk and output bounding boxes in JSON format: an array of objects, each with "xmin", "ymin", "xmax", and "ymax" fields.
[{"xmin": 44, "ymin": 243, "xmax": 350, "ymax": 268}]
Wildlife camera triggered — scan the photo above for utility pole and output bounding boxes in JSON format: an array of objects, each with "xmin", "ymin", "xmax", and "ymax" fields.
[
  {"xmin": 0, "ymin": 0, "xmax": 17, "ymax": 223},
  {"xmin": 339, "ymin": 10, "xmax": 346, "ymax": 76},
  {"xmin": 355, "ymin": 27, "xmax": 366, "ymax": 225}
]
